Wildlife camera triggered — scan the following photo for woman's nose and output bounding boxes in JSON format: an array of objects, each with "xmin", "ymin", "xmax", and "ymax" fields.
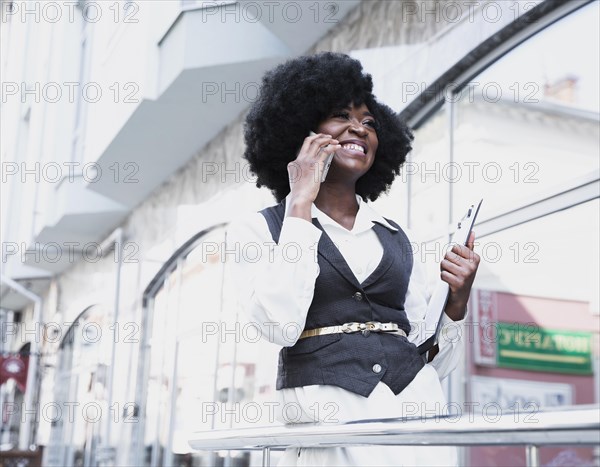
[{"xmin": 349, "ymin": 121, "xmax": 368, "ymax": 136}]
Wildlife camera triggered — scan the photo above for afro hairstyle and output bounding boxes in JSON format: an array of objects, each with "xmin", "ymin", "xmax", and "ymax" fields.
[{"xmin": 243, "ymin": 52, "xmax": 414, "ymax": 203}]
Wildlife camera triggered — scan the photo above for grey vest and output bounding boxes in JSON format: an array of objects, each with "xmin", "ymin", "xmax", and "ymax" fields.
[{"xmin": 259, "ymin": 199, "xmax": 425, "ymax": 398}]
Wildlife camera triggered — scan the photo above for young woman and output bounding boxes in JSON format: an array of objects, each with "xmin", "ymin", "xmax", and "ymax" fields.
[{"xmin": 229, "ymin": 52, "xmax": 480, "ymax": 466}]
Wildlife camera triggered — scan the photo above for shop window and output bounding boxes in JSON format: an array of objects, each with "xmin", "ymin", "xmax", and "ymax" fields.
[{"xmin": 138, "ymin": 225, "xmax": 281, "ymax": 467}]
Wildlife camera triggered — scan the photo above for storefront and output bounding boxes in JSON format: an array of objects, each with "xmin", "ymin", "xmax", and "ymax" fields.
[
  {"xmin": 104, "ymin": 1, "xmax": 600, "ymax": 464},
  {"xmin": 2, "ymin": 1, "xmax": 598, "ymax": 465}
]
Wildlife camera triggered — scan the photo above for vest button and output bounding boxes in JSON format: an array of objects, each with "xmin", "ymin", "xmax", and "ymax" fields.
[
  {"xmin": 372, "ymin": 364, "xmax": 382, "ymax": 374},
  {"xmin": 353, "ymin": 292, "xmax": 363, "ymax": 301}
]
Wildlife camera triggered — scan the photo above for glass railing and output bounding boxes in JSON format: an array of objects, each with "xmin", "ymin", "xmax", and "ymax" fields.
[{"xmin": 189, "ymin": 405, "xmax": 600, "ymax": 467}]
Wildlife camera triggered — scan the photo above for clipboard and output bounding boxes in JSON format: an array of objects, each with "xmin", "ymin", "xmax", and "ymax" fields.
[{"xmin": 416, "ymin": 199, "xmax": 483, "ymax": 355}]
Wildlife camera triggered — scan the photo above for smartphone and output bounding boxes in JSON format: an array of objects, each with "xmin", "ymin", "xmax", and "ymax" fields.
[{"xmin": 309, "ymin": 131, "xmax": 335, "ymax": 182}]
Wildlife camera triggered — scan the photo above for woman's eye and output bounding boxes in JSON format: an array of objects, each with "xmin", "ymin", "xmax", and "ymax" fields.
[
  {"xmin": 332, "ymin": 112, "xmax": 349, "ymax": 119},
  {"xmin": 331, "ymin": 112, "xmax": 376, "ymax": 129}
]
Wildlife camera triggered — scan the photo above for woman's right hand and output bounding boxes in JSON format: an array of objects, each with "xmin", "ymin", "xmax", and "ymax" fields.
[{"xmin": 287, "ymin": 133, "xmax": 340, "ymax": 204}]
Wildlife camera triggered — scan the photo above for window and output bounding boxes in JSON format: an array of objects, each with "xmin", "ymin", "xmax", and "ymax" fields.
[
  {"xmin": 452, "ymin": 1, "xmax": 599, "ymax": 218},
  {"xmin": 135, "ymin": 224, "xmax": 282, "ymax": 466},
  {"xmin": 45, "ymin": 305, "xmax": 113, "ymax": 467},
  {"xmin": 447, "ymin": 4, "xmax": 599, "ymax": 466},
  {"xmin": 364, "ymin": 3, "xmax": 599, "ymax": 465}
]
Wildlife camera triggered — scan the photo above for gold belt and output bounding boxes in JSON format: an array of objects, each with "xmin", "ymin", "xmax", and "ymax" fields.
[{"xmin": 299, "ymin": 321, "xmax": 407, "ymax": 339}]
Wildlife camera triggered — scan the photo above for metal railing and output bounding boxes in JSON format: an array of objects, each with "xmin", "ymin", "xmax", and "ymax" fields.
[{"xmin": 189, "ymin": 405, "xmax": 600, "ymax": 467}]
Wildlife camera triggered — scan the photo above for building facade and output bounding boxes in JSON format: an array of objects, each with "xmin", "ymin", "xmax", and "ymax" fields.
[{"xmin": 1, "ymin": 0, "xmax": 598, "ymax": 466}]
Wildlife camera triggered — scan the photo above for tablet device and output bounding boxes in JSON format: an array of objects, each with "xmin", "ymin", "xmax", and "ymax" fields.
[{"xmin": 417, "ymin": 199, "xmax": 483, "ymax": 355}]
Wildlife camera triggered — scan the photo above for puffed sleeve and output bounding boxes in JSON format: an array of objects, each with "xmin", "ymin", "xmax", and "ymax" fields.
[
  {"xmin": 227, "ymin": 211, "xmax": 323, "ymax": 347},
  {"xmin": 403, "ymin": 229, "xmax": 469, "ymax": 380}
]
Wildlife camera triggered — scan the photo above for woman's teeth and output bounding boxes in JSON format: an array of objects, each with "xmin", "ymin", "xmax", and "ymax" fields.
[{"xmin": 341, "ymin": 144, "xmax": 365, "ymax": 154}]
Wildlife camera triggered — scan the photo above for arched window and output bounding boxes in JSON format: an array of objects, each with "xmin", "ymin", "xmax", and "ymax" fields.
[
  {"xmin": 45, "ymin": 304, "xmax": 113, "ymax": 467},
  {"xmin": 132, "ymin": 221, "xmax": 281, "ymax": 466}
]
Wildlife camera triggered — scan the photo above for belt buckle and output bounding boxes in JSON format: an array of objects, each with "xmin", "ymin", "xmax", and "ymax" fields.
[
  {"xmin": 342, "ymin": 322, "xmax": 370, "ymax": 334},
  {"xmin": 342, "ymin": 322, "xmax": 386, "ymax": 337}
]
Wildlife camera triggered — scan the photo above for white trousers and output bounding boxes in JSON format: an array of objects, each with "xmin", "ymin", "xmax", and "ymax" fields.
[{"xmin": 274, "ymin": 364, "xmax": 459, "ymax": 467}]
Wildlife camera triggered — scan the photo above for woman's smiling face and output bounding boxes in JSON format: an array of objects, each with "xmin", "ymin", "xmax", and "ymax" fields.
[{"xmin": 315, "ymin": 102, "xmax": 378, "ymax": 182}]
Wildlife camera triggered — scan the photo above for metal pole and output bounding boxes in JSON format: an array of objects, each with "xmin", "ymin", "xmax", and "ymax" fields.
[
  {"xmin": 189, "ymin": 406, "xmax": 600, "ymax": 450},
  {"xmin": 210, "ymin": 232, "xmax": 228, "ymax": 466},
  {"xmin": 525, "ymin": 444, "xmax": 540, "ymax": 467},
  {"xmin": 225, "ymin": 232, "xmax": 237, "ymax": 467},
  {"xmin": 447, "ymin": 96, "xmax": 455, "ymax": 234},
  {"xmin": 103, "ymin": 227, "xmax": 123, "ymax": 456},
  {"xmin": 165, "ymin": 258, "xmax": 183, "ymax": 467},
  {"xmin": 262, "ymin": 447, "xmax": 271, "ymax": 467}
]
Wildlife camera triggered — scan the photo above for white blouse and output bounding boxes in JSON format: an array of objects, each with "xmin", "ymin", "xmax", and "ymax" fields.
[{"xmin": 227, "ymin": 193, "xmax": 467, "ymax": 466}]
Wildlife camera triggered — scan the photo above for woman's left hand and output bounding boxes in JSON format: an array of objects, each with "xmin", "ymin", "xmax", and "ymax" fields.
[{"xmin": 440, "ymin": 231, "xmax": 480, "ymax": 321}]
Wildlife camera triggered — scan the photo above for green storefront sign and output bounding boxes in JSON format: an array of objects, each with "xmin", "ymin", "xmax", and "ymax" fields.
[{"xmin": 497, "ymin": 322, "xmax": 593, "ymax": 375}]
